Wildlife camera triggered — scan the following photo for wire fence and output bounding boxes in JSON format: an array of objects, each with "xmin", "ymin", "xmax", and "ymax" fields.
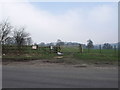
[{"xmin": 2, "ymin": 45, "xmax": 118, "ymax": 56}]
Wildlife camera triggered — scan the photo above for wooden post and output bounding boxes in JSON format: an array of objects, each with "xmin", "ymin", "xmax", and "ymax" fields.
[
  {"xmin": 88, "ymin": 48, "xmax": 90, "ymax": 53},
  {"xmin": 79, "ymin": 44, "xmax": 83, "ymax": 53},
  {"xmin": 114, "ymin": 45, "xmax": 117, "ymax": 56},
  {"xmin": 99, "ymin": 45, "xmax": 101, "ymax": 54}
]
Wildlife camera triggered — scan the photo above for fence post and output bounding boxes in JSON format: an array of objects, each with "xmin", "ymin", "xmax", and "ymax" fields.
[
  {"xmin": 79, "ymin": 44, "xmax": 83, "ymax": 53},
  {"xmin": 88, "ymin": 48, "xmax": 90, "ymax": 53},
  {"xmin": 99, "ymin": 45, "xmax": 102, "ymax": 54},
  {"xmin": 114, "ymin": 45, "xmax": 117, "ymax": 56}
]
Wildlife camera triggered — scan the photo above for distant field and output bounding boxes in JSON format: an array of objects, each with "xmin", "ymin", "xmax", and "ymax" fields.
[
  {"xmin": 60, "ymin": 46, "xmax": 118, "ymax": 64},
  {"xmin": 2, "ymin": 45, "xmax": 118, "ymax": 64}
]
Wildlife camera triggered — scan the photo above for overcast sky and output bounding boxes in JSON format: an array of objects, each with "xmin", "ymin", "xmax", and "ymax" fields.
[{"xmin": 0, "ymin": 1, "xmax": 118, "ymax": 44}]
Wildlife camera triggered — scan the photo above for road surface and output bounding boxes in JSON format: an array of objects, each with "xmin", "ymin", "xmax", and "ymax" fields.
[{"xmin": 2, "ymin": 63, "xmax": 118, "ymax": 88}]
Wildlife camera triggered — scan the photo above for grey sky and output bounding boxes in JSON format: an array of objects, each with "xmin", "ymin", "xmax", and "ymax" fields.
[{"xmin": 0, "ymin": 1, "xmax": 118, "ymax": 44}]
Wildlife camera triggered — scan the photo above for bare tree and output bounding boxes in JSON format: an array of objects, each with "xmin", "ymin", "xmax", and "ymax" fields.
[
  {"xmin": 4, "ymin": 37, "xmax": 15, "ymax": 45},
  {"xmin": 13, "ymin": 27, "xmax": 30, "ymax": 46},
  {"xmin": 0, "ymin": 20, "xmax": 13, "ymax": 44}
]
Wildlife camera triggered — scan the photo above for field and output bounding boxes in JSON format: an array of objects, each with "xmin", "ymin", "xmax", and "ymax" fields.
[
  {"xmin": 60, "ymin": 46, "xmax": 118, "ymax": 64},
  {"xmin": 2, "ymin": 45, "xmax": 118, "ymax": 65}
]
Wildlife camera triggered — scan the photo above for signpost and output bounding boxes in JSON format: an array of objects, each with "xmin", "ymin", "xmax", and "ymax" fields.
[{"xmin": 32, "ymin": 45, "xmax": 37, "ymax": 50}]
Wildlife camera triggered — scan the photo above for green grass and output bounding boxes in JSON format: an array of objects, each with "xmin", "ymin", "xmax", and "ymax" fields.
[
  {"xmin": 73, "ymin": 53, "xmax": 118, "ymax": 61},
  {"xmin": 3, "ymin": 53, "xmax": 56, "ymax": 61},
  {"xmin": 60, "ymin": 47, "xmax": 118, "ymax": 64},
  {"xmin": 61, "ymin": 46, "xmax": 79, "ymax": 52}
]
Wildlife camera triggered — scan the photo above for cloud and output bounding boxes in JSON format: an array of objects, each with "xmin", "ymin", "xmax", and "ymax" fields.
[{"xmin": 0, "ymin": 2, "xmax": 118, "ymax": 44}]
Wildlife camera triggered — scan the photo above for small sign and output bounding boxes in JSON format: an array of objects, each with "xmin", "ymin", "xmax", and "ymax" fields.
[
  {"xmin": 50, "ymin": 46, "xmax": 53, "ymax": 50},
  {"xmin": 32, "ymin": 45, "xmax": 37, "ymax": 49}
]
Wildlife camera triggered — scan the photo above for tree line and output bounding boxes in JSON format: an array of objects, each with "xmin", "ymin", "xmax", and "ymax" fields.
[
  {"xmin": 86, "ymin": 39, "xmax": 114, "ymax": 49},
  {"xmin": 39, "ymin": 39, "xmax": 116, "ymax": 50}
]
